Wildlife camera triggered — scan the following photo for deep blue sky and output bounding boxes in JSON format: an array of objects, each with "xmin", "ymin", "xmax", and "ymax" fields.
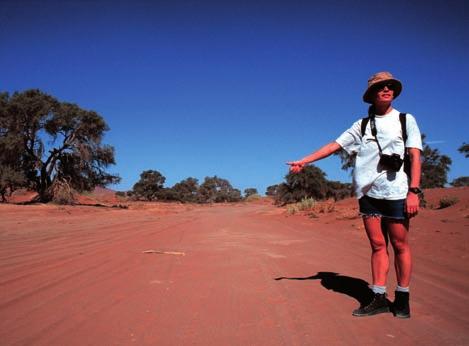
[{"xmin": 1, "ymin": 0, "xmax": 468, "ymax": 194}]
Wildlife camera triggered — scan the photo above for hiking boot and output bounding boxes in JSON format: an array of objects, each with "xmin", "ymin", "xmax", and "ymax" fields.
[
  {"xmin": 352, "ymin": 293, "xmax": 390, "ymax": 317},
  {"xmin": 393, "ymin": 291, "xmax": 410, "ymax": 319}
]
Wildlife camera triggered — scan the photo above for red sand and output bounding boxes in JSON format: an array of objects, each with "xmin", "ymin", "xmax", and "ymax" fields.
[{"xmin": 1, "ymin": 188, "xmax": 468, "ymax": 345}]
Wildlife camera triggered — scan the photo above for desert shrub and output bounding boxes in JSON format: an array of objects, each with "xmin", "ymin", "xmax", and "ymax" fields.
[
  {"xmin": 286, "ymin": 204, "xmax": 299, "ymax": 215},
  {"xmin": 419, "ymin": 192, "xmax": 427, "ymax": 208},
  {"xmin": 112, "ymin": 204, "xmax": 128, "ymax": 209},
  {"xmin": 125, "ymin": 190, "xmax": 135, "ymax": 198},
  {"xmin": 155, "ymin": 188, "xmax": 179, "ymax": 201},
  {"xmin": 265, "ymin": 184, "xmax": 279, "ymax": 196},
  {"xmin": 50, "ymin": 179, "xmax": 75, "ymax": 205},
  {"xmin": 0, "ymin": 165, "xmax": 26, "ymax": 202},
  {"xmin": 316, "ymin": 201, "xmax": 336, "ymax": 213},
  {"xmin": 245, "ymin": 194, "xmax": 262, "ymax": 202},
  {"xmin": 326, "ymin": 181, "xmax": 352, "ymax": 201},
  {"xmin": 438, "ymin": 196, "xmax": 459, "ymax": 209},
  {"xmin": 451, "ymin": 176, "xmax": 469, "ymax": 187},
  {"xmin": 129, "ymin": 174, "xmax": 243, "ymax": 204},
  {"xmin": 275, "ymin": 166, "xmax": 329, "ymax": 205},
  {"xmin": 297, "ymin": 197, "xmax": 316, "ymax": 210},
  {"xmin": 244, "ymin": 188, "xmax": 258, "ymax": 198},
  {"xmin": 286, "ymin": 197, "xmax": 316, "ymax": 215},
  {"xmin": 275, "ymin": 165, "xmax": 350, "ymax": 205},
  {"xmin": 115, "ymin": 191, "xmax": 128, "ymax": 202}
]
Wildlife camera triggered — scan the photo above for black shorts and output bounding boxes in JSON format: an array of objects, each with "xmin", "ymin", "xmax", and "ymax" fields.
[{"xmin": 359, "ymin": 195, "xmax": 407, "ymax": 220}]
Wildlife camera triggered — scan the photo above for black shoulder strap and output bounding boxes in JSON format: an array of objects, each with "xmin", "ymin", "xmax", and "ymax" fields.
[
  {"xmin": 399, "ymin": 113, "xmax": 407, "ymax": 143},
  {"xmin": 361, "ymin": 117, "xmax": 369, "ymax": 137},
  {"xmin": 368, "ymin": 115, "xmax": 383, "ymax": 154},
  {"xmin": 361, "ymin": 113, "xmax": 407, "ymax": 143},
  {"xmin": 362, "ymin": 113, "xmax": 407, "ymax": 140},
  {"xmin": 361, "ymin": 105, "xmax": 375, "ymax": 137}
]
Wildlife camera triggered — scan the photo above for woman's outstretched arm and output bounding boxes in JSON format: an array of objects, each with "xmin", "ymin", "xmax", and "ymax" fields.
[{"xmin": 287, "ymin": 142, "xmax": 342, "ymax": 173}]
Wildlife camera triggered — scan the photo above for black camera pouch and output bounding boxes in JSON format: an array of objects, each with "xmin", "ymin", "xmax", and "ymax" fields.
[{"xmin": 379, "ymin": 153, "xmax": 404, "ymax": 171}]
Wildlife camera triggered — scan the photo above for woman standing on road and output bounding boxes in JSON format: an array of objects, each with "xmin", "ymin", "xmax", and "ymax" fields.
[{"xmin": 288, "ymin": 72, "xmax": 422, "ymax": 318}]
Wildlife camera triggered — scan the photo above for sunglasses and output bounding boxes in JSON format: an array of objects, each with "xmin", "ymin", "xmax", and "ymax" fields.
[{"xmin": 375, "ymin": 82, "xmax": 396, "ymax": 91}]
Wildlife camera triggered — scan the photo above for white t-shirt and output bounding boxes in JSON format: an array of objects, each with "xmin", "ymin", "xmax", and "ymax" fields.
[{"xmin": 335, "ymin": 109, "xmax": 422, "ymax": 200}]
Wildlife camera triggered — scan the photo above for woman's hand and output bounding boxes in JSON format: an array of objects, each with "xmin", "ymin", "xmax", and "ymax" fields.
[
  {"xmin": 406, "ymin": 192, "xmax": 420, "ymax": 218},
  {"xmin": 287, "ymin": 161, "xmax": 306, "ymax": 173},
  {"xmin": 286, "ymin": 143, "xmax": 341, "ymax": 174}
]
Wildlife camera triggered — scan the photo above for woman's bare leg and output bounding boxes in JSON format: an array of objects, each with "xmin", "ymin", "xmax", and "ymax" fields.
[
  {"xmin": 385, "ymin": 219, "xmax": 412, "ymax": 287},
  {"xmin": 363, "ymin": 216, "xmax": 389, "ymax": 286}
]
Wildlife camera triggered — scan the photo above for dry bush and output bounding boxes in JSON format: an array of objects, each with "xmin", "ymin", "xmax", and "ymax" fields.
[
  {"xmin": 336, "ymin": 213, "xmax": 360, "ymax": 220},
  {"xmin": 286, "ymin": 204, "xmax": 299, "ymax": 215},
  {"xmin": 112, "ymin": 204, "xmax": 129, "ymax": 209},
  {"xmin": 314, "ymin": 200, "xmax": 336, "ymax": 214},
  {"xmin": 298, "ymin": 197, "xmax": 316, "ymax": 210},
  {"xmin": 286, "ymin": 198, "xmax": 339, "ymax": 216},
  {"xmin": 50, "ymin": 179, "xmax": 76, "ymax": 205},
  {"xmin": 245, "ymin": 194, "xmax": 262, "ymax": 202},
  {"xmin": 286, "ymin": 197, "xmax": 316, "ymax": 215},
  {"xmin": 438, "ymin": 196, "xmax": 459, "ymax": 209}
]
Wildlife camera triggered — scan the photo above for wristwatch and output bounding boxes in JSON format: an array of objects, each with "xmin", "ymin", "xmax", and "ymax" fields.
[{"xmin": 408, "ymin": 187, "xmax": 423, "ymax": 195}]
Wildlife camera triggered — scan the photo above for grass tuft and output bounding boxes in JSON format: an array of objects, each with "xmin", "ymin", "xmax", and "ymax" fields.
[{"xmin": 438, "ymin": 196, "xmax": 459, "ymax": 209}]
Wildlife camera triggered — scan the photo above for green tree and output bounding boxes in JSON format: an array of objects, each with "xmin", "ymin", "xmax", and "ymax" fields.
[
  {"xmin": 265, "ymin": 184, "xmax": 279, "ymax": 196},
  {"xmin": 421, "ymin": 135, "xmax": 452, "ymax": 188},
  {"xmin": 171, "ymin": 177, "xmax": 199, "ymax": 203},
  {"xmin": 0, "ymin": 166, "xmax": 26, "ymax": 202},
  {"xmin": 450, "ymin": 144, "xmax": 469, "ymax": 187},
  {"xmin": 0, "ymin": 92, "xmax": 27, "ymax": 201},
  {"xmin": 154, "ymin": 187, "xmax": 179, "ymax": 201},
  {"xmin": 132, "ymin": 170, "xmax": 166, "ymax": 201},
  {"xmin": 244, "ymin": 188, "xmax": 258, "ymax": 198},
  {"xmin": 334, "ymin": 148, "xmax": 355, "ymax": 172},
  {"xmin": 198, "ymin": 176, "xmax": 242, "ymax": 203},
  {"xmin": 275, "ymin": 165, "xmax": 330, "ymax": 205},
  {"xmin": 275, "ymin": 166, "xmax": 351, "ymax": 205},
  {"xmin": 0, "ymin": 89, "xmax": 120, "ymax": 202},
  {"xmin": 326, "ymin": 180, "xmax": 352, "ymax": 201},
  {"xmin": 458, "ymin": 143, "xmax": 469, "ymax": 158},
  {"xmin": 115, "ymin": 191, "xmax": 127, "ymax": 198}
]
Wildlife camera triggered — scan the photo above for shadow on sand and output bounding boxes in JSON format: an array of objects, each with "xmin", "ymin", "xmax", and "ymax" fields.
[{"xmin": 275, "ymin": 271, "xmax": 373, "ymax": 306}]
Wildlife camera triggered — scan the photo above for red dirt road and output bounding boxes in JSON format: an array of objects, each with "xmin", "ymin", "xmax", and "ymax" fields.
[{"xmin": 1, "ymin": 197, "xmax": 468, "ymax": 345}]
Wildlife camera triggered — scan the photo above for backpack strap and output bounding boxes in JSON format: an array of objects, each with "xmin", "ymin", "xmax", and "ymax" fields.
[
  {"xmin": 399, "ymin": 113, "xmax": 407, "ymax": 143},
  {"xmin": 360, "ymin": 117, "xmax": 369, "ymax": 137},
  {"xmin": 399, "ymin": 113, "xmax": 411, "ymax": 176},
  {"xmin": 362, "ymin": 113, "xmax": 407, "ymax": 141}
]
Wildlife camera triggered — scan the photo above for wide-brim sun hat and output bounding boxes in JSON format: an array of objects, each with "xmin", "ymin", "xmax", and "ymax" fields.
[{"xmin": 363, "ymin": 71, "xmax": 402, "ymax": 104}]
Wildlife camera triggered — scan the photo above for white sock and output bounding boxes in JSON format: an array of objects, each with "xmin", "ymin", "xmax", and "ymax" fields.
[
  {"xmin": 396, "ymin": 285, "xmax": 409, "ymax": 293},
  {"xmin": 370, "ymin": 285, "xmax": 386, "ymax": 294}
]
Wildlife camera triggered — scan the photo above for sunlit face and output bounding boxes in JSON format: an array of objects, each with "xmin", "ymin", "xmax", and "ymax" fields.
[{"xmin": 373, "ymin": 83, "xmax": 395, "ymax": 104}]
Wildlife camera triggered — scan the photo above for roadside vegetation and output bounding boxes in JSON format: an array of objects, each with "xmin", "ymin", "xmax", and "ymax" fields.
[
  {"xmin": 438, "ymin": 196, "xmax": 459, "ymax": 209},
  {"xmin": 0, "ymin": 90, "xmax": 119, "ymax": 203},
  {"xmin": 271, "ymin": 165, "xmax": 352, "ymax": 206},
  {"xmin": 125, "ymin": 171, "xmax": 243, "ymax": 203},
  {"xmin": 1, "ymin": 88, "xmax": 467, "ymax": 205}
]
